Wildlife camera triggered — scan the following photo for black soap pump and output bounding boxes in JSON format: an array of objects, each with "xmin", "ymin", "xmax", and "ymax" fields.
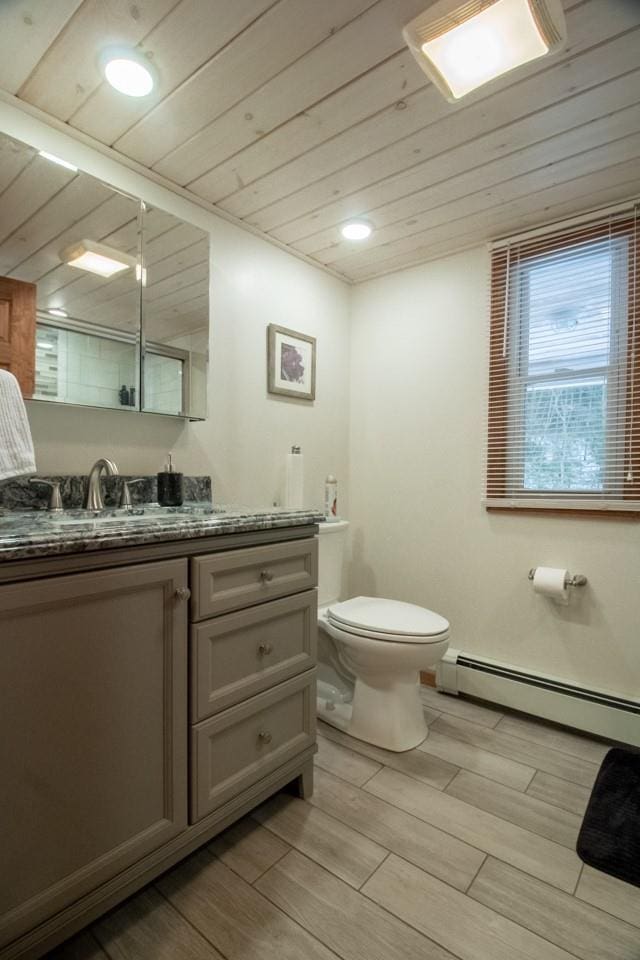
[{"xmin": 157, "ymin": 453, "xmax": 184, "ymax": 507}]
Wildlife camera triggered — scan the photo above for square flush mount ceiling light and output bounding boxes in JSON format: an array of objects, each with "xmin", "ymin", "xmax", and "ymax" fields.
[
  {"xmin": 403, "ymin": 0, "xmax": 566, "ymax": 101},
  {"xmin": 60, "ymin": 240, "xmax": 137, "ymax": 278}
]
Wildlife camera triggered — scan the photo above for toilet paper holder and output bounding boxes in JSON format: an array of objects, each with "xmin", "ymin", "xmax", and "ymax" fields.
[{"xmin": 528, "ymin": 568, "xmax": 587, "ymax": 587}]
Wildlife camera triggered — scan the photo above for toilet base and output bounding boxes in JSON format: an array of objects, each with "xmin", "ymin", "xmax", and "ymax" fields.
[{"xmin": 317, "ymin": 672, "xmax": 428, "ymax": 752}]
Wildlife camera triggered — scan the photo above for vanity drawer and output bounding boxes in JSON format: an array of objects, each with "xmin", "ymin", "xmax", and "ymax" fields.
[
  {"xmin": 191, "ymin": 590, "xmax": 317, "ymax": 722},
  {"xmin": 191, "ymin": 538, "xmax": 317, "ymax": 620},
  {"xmin": 190, "ymin": 670, "xmax": 316, "ymax": 822}
]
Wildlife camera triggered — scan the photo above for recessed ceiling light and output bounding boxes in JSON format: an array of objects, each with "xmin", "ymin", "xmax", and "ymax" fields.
[
  {"xmin": 38, "ymin": 151, "xmax": 78, "ymax": 172},
  {"xmin": 37, "ymin": 341, "xmax": 54, "ymax": 350},
  {"xmin": 404, "ymin": 0, "xmax": 566, "ymax": 102},
  {"xmin": 102, "ymin": 48, "xmax": 155, "ymax": 97},
  {"xmin": 60, "ymin": 240, "xmax": 137, "ymax": 278},
  {"xmin": 47, "ymin": 307, "xmax": 69, "ymax": 318},
  {"xmin": 341, "ymin": 220, "xmax": 373, "ymax": 241}
]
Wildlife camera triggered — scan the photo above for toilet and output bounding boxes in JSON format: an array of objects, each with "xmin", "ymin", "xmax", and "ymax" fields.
[{"xmin": 316, "ymin": 520, "xmax": 449, "ymax": 752}]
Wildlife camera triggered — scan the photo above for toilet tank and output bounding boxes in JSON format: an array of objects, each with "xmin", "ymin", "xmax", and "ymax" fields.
[{"xmin": 317, "ymin": 519, "xmax": 349, "ymax": 607}]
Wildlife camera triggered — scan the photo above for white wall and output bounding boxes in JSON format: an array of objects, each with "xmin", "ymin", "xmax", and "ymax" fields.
[
  {"xmin": 0, "ymin": 102, "xmax": 350, "ymax": 513},
  {"xmin": 349, "ymin": 247, "xmax": 640, "ymax": 700}
]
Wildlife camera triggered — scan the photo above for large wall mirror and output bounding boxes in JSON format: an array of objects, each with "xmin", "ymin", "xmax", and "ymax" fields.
[{"xmin": 0, "ymin": 131, "xmax": 209, "ymax": 420}]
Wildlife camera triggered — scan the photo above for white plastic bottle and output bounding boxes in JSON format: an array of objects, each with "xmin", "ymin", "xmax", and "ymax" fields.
[
  {"xmin": 285, "ymin": 445, "xmax": 304, "ymax": 509},
  {"xmin": 324, "ymin": 474, "xmax": 338, "ymax": 521}
]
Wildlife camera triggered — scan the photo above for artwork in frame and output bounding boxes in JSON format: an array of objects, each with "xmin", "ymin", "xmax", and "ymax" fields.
[{"xmin": 267, "ymin": 324, "xmax": 316, "ymax": 401}]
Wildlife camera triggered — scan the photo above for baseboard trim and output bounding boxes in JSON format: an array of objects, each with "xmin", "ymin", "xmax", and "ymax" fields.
[{"xmin": 436, "ymin": 650, "xmax": 640, "ymax": 746}]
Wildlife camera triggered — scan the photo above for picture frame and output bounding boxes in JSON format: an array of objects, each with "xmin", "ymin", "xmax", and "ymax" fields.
[{"xmin": 267, "ymin": 323, "xmax": 316, "ymax": 401}]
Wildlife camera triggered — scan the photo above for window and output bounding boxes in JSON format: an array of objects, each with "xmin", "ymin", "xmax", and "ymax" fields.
[{"xmin": 486, "ymin": 207, "xmax": 639, "ymax": 514}]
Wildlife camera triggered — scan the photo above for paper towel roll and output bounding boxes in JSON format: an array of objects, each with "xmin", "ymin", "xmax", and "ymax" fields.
[
  {"xmin": 533, "ymin": 567, "xmax": 569, "ymax": 605},
  {"xmin": 285, "ymin": 446, "xmax": 304, "ymax": 509}
]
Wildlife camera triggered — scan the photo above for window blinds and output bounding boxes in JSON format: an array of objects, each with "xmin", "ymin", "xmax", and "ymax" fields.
[{"xmin": 486, "ymin": 203, "xmax": 639, "ymax": 512}]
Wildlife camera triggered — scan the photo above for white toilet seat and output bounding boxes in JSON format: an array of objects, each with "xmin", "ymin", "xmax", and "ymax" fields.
[
  {"xmin": 318, "ymin": 594, "xmax": 450, "ymax": 752},
  {"xmin": 325, "ymin": 620, "xmax": 449, "ymax": 645},
  {"xmin": 327, "ymin": 596, "xmax": 449, "ymax": 644}
]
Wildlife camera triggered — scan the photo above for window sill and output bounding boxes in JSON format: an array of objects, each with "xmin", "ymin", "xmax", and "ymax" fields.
[{"xmin": 484, "ymin": 498, "xmax": 640, "ymax": 519}]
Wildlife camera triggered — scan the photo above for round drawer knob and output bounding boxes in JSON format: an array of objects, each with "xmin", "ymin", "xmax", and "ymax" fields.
[
  {"xmin": 174, "ymin": 586, "xmax": 191, "ymax": 601},
  {"xmin": 258, "ymin": 730, "xmax": 273, "ymax": 744},
  {"xmin": 260, "ymin": 569, "xmax": 275, "ymax": 583},
  {"xmin": 258, "ymin": 642, "xmax": 273, "ymax": 656}
]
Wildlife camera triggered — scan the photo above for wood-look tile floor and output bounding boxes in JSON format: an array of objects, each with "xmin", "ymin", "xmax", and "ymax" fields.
[{"xmin": 49, "ymin": 689, "xmax": 640, "ymax": 960}]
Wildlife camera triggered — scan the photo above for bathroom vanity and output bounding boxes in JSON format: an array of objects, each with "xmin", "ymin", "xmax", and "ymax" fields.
[{"xmin": 0, "ymin": 510, "xmax": 319, "ymax": 960}]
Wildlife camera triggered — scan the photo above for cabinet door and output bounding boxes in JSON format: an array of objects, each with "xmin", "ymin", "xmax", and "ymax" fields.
[
  {"xmin": 0, "ymin": 559, "xmax": 188, "ymax": 948},
  {"xmin": 0, "ymin": 275, "xmax": 36, "ymax": 396}
]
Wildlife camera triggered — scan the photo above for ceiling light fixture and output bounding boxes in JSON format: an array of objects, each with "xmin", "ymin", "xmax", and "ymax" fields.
[
  {"xmin": 47, "ymin": 307, "xmax": 69, "ymax": 318},
  {"xmin": 101, "ymin": 47, "xmax": 155, "ymax": 97},
  {"xmin": 38, "ymin": 151, "xmax": 78, "ymax": 172},
  {"xmin": 60, "ymin": 240, "xmax": 137, "ymax": 278},
  {"xmin": 404, "ymin": 0, "xmax": 566, "ymax": 102},
  {"xmin": 341, "ymin": 220, "xmax": 373, "ymax": 241}
]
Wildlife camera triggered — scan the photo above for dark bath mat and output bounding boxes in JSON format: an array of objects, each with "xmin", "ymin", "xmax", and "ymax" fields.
[{"xmin": 577, "ymin": 746, "xmax": 640, "ymax": 888}]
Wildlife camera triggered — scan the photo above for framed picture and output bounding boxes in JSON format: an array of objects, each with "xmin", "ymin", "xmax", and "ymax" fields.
[{"xmin": 267, "ymin": 324, "xmax": 316, "ymax": 401}]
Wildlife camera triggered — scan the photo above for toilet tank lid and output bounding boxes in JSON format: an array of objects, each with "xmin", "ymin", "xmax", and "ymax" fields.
[{"xmin": 327, "ymin": 596, "xmax": 449, "ymax": 638}]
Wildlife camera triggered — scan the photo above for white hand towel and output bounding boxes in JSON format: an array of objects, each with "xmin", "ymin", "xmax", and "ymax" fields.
[{"xmin": 0, "ymin": 369, "xmax": 36, "ymax": 481}]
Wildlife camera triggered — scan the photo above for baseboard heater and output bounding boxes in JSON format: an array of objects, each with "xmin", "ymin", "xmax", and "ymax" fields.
[{"xmin": 436, "ymin": 650, "xmax": 640, "ymax": 747}]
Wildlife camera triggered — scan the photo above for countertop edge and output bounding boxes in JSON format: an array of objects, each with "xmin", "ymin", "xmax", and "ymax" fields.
[{"xmin": 0, "ymin": 510, "xmax": 325, "ymax": 563}]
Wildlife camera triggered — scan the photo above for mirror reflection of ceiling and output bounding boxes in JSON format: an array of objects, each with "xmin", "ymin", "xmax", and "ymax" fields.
[
  {"xmin": 0, "ymin": 133, "xmax": 208, "ymax": 339},
  {"xmin": 143, "ymin": 207, "xmax": 209, "ymax": 344},
  {"xmin": 0, "ymin": 133, "xmax": 139, "ymax": 333}
]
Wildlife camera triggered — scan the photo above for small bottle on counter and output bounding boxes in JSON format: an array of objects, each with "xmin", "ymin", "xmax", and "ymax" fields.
[
  {"xmin": 157, "ymin": 452, "xmax": 184, "ymax": 507},
  {"xmin": 324, "ymin": 474, "xmax": 338, "ymax": 521}
]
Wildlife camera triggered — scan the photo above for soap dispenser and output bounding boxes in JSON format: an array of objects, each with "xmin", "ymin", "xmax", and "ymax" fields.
[{"xmin": 157, "ymin": 453, "xmax": 184, "ymax": 507}]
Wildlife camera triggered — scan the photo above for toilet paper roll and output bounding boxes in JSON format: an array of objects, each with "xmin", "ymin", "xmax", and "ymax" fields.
[{"xmin": 533, "ymin": 567, "xmax": 569, "ymax": 605}]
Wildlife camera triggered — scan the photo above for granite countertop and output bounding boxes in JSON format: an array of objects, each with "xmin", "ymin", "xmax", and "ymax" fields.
[{"xmin": 0, "ymin": 503, "xmax": 324, "ymax": 562}]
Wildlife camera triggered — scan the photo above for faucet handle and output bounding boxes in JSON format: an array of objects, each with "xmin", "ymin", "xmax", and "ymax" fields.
[
  {"xmin": 119, "ymin": 478, "xmax": 146, "ymax": 509},
  {"xmin": 29, "ymin": 478, "xmax": 63, "ymax": 512}
]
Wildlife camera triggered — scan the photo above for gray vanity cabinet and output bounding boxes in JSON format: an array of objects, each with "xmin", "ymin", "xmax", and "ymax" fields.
[
  {"xmin": 188, "ymin": 541, "xmax": 317, "ymax": 823},
  {"xmin": 0, "ymin": 526, "xmax": 318, "ymax": 960},
  {"xmin": 0, "ymin": 559, "xmax": 188, "ymax": 951}
]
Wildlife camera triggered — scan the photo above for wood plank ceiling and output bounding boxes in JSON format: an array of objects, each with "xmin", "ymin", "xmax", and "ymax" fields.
[{"xmin": 0, "ymin": 0, "xmax": 639, "ymax": 283}]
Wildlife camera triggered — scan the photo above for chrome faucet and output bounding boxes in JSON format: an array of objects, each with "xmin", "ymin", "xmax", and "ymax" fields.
[{"xmin": 84, "ymin": 458, "xmax": 119, "ymax": 511}]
